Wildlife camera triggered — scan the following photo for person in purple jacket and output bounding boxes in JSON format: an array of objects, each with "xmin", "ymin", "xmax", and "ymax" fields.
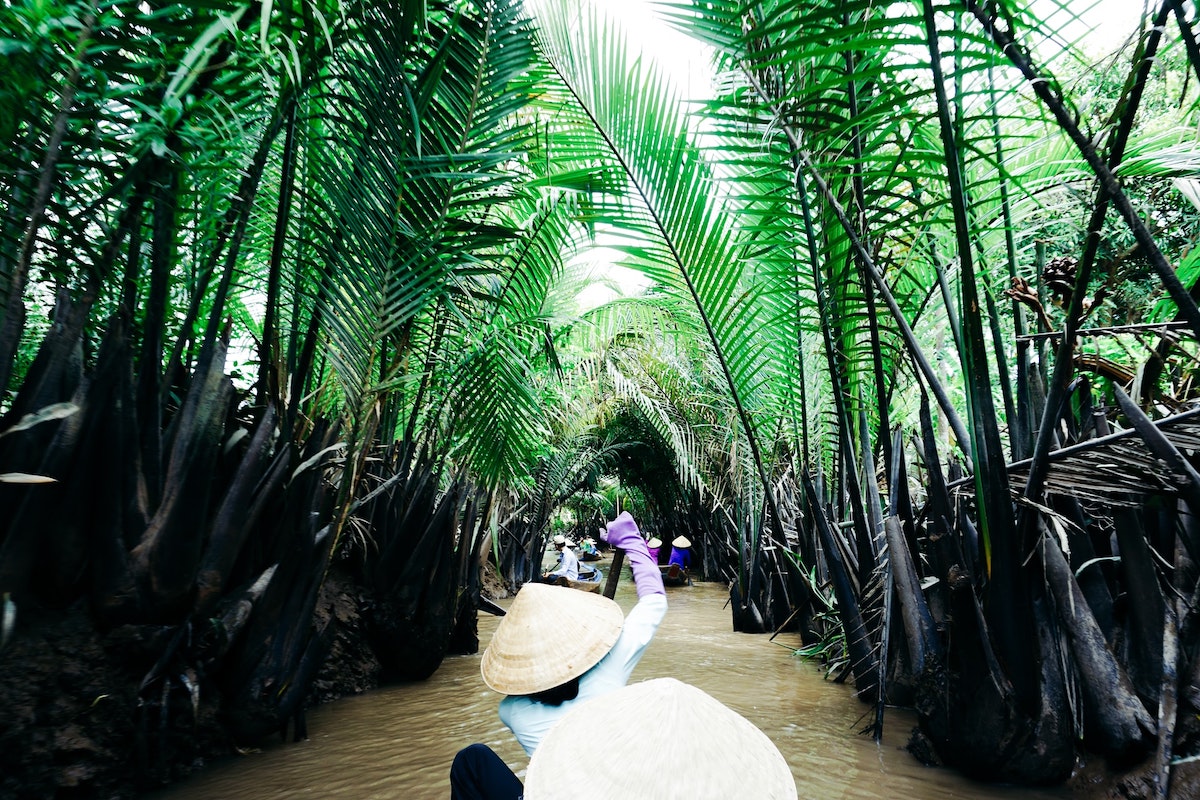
[
  {"xmin": 449, "ymin": 511, "xmax": 666, "ymax": 800},
  {"xmin": 646, "ymin": 536, "xmax": 662, "ymax": 564},
  {"xmin": 668, "ymin": 535, "xmax": 692, "ymax": 570}
]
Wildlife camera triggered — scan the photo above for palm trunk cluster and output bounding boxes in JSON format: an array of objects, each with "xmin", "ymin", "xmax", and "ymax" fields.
[
  {"xmin": 693, "ymin": 0, "xmax": 1200, "ymax": 791},
  {"xmin": 0, "ymin": 0, "xmax": 544, "ymax": 793}
]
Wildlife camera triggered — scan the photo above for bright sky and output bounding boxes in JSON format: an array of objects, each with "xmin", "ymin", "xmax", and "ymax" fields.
[
  {"xmin": 604, "ymin": 0, "xmax": 1154, "ymax": 90},
  {"xmin": 1036, "ymin": 0, "xmax": 1152, "ymax": 53}
]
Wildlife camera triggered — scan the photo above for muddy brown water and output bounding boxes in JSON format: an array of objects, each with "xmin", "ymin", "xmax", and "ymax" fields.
[{"xmin": 158, "ymin": 567, "xmax": 1070, "ymax": 800}]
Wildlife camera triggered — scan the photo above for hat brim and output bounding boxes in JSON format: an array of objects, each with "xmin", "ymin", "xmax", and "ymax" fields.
[{"xmin": 480, "ymin": 583, "xmax": 624, "ymax": 695}]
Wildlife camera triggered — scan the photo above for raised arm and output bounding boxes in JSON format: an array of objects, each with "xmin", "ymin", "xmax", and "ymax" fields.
[{"xmin": 602, "ymin": 512, "xmax": 665, "ymax": 598}]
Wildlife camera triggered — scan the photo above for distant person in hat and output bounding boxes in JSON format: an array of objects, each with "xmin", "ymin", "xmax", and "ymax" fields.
[
  {"xmin": 524, "ymin": 677, "xmax": 797, "ymax": 799},
  {"xmin": 450, "ymin": 511, "xmax": 666, "ymax": 800},
  {"xmin": 541, "ymin": 534, "xmax": 579, "ymax": 582},
  {"xmin": 668, "ymin": 535, "xmax": 692, "ymax": 570},
  {"xmin": 646, "ymin": 536, "xmax": 662, "ymax": 564},
  {"xmin": 579, "ymin": 536, "xmax": 599, "ymax": 559}
]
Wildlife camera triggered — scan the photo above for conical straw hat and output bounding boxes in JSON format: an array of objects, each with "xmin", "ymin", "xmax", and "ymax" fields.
[
  {"xmin": 480, "ymin": 583, "xmax": 624, "ymax": 695},
  {"xmin": 525, "ymin": 677, "xmax": 796, "ymax": 799},
  {"xmin": 672, "ymin": 535, "xmax": 691, "ymax": 548},
  {"xmin": 646, "ymin": 537, "xmax": 662, "ymax": 549}
]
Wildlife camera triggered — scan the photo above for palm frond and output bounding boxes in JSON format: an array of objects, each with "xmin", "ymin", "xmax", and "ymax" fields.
[{"xmin": 531, "ymin": 0, "xmax": 808, "ymax": 519}]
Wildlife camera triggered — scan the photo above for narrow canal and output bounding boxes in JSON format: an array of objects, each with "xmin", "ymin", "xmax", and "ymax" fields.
[{"xmin": 158, "ymin": 571, "xmax": 1071, "ymax": 799}]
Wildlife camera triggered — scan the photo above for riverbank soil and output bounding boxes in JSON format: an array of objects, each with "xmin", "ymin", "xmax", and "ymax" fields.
[
  {"xmin": 479, "ymin": 556, "xmax": 510, "ymax": 600},
  {"xmin": 0, "ymin": 569, "xmax": 376, "ymax": 799},
  {"xmin": 1065, "ymin": 711, "xmax": 1200, "ymax": 800},
  {"xmin": 0, "ymin": 602, "xmax": 231, "ymax": 799},
  {"xmin": 1, "ymin": 568, "xmax": 1196, "ymax": 800}
]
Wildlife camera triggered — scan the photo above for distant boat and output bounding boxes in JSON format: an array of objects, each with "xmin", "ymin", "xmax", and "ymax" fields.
[
  {"xmin": 660, "ymin": 563, "xmax": 690, "ymax": 587},
  {"xmin": 553, "ymin": 567, "xmax": 603, "ymax": 593}
]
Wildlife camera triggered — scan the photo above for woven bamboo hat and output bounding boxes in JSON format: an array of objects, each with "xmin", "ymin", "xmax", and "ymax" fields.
[
  {"xmin": 672, "ymin": 535, "xmax": 691, "ymax": 548},
  {"xmin": 525, "ymin": 678, "xmax": 796, "ymax": 799},
  {"xmin": 646, "ymin": 537, "xmax": 663, "ymax": 549},
  {"xmin": 480, "ymin": 583, "xmax": 624, "ymax": 695}
]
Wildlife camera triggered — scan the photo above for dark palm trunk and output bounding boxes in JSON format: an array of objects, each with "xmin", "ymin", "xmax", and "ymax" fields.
[
  {"xmin": 1116, "ymin": 508, "xmax": 1167, "ymax": 706},
  {"xmin": 358, "ymin": 446, "xmax": 465, "ymax": 681},
  {"xmin": 921, "ymin": 0, "xmax": 1034, "ymax": 708},
  {"xmin": 137, "ymin": 155, "xmax": 178, "ymax": 511},
  {"xmin": 131, "ymin": 334, "xmax": 233, "ymax": 615},
  {"xmin": 804, "ymin": 474, "xmax": 879, "ymax": 698},
  {"xmin": 0, "ymin": 10, "xmax": 97, "ymax": 396},
  {"xmin": 258, "ymin": 102, "xmax": 300, "ymax": 408},
  {"xmin": 1041, "ymin": 530, "xmax": 1154, "ymax": 760}
]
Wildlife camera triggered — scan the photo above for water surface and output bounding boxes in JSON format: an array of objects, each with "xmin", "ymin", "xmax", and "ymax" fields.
[{"xmin": 159, "ymin": 573, "xmax": 1069, "ymax": 799}]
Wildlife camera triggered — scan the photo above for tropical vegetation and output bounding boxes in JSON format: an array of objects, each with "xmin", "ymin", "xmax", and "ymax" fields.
[{"xmin": 2, "ymin": 0, "xmax": 1200, "ymax": 796}]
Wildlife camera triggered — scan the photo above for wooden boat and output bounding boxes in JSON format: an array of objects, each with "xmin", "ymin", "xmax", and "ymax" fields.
[
  {"xmin": 554, "ymin": 567, "xmax": 603, "ymax": 593},
  {"xmin": 660, "ymin": 563, "xmax": 690, "ymax": 587},
  {"xmin": 579, "ymin": 550, "xmax": 602, "ymax": 562}
]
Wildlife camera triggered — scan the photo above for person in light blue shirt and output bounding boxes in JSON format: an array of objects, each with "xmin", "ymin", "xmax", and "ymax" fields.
[
  {"xmin": 542, "ymin": 535, "xmax": 579, "ymax": 582},
  {"xmin": 497, "ymin": 582, "xmax": 666, "ymax": 755},
  {"xmin": 450, "ymin": 512, "xmax": 665, "ymax": 800}
]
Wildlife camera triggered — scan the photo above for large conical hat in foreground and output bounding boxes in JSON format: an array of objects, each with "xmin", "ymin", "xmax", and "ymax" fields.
[
  {"xmin": 524, "ymin": 677, "xmax": 797, "ymax": 799},
  {"xmin": 480, "ymin": 583, "xmax": 624, "ymax": 695},
  {"xmin": 672, "ymin": 535, "xmax": 691, "ymax": 548}
]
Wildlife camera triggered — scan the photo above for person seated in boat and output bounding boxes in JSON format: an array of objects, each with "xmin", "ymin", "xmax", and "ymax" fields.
[
  {"xmin": 669, "ymin": 535, "xmax": 693, "ymax": 570},
  {"xmin": 450, "ymin": 511, "xmax": 667, "ymax": 800},
  {"xmin": 646, "ymin": 536, "xmax": 662, "ymax": 564},
  {"xmin": 541, "ymin": 534, "xmax": 579, "ymax": 582},
  {"xmin": 579, "ymin": 536, "xmax": 599, "ymax": 559}
]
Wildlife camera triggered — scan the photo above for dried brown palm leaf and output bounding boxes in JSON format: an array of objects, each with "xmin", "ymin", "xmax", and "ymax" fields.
[{"xmin": 1002, "ymin": 407, "xmax": 1200, "ymax": 505}]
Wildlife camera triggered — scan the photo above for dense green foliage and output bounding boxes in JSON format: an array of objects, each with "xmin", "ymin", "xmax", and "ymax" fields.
[{"xmin": 5, "ymin": 0, "xmax": 1200, "ymax": 794}]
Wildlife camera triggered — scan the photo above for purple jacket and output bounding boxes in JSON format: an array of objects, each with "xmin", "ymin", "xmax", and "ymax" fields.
[{"xmin": 668, "ymin": 546, "xmax": 691, "ymax": 570}]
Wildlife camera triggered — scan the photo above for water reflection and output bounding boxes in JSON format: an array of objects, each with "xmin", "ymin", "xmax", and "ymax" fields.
[{"xmin": 159, "ymin": 576, "xmax": 1070, "ymax": 799}]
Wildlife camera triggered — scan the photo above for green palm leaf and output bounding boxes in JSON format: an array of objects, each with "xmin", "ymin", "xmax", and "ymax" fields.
[{"xmin": 531, "ymin": 0, "xmax": 804, "ymax": 520}]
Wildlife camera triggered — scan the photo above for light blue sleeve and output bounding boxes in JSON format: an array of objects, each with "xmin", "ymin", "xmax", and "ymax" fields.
[
  {"xmin": 499, "ymin": 694, "xmax": 561, "ymax": 757},
  {"xmin": 577, "ymin": 593, "xmax": 668, "ymax": 697}
]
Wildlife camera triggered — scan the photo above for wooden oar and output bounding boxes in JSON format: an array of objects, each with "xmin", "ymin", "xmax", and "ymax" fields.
[
  {"xmin": 603, "ymin": 548, "xmax": 625, "ymax": 599},
  {"xmin": 479, "ymin": 595, "xmax": 506, "ymax": 616}
]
